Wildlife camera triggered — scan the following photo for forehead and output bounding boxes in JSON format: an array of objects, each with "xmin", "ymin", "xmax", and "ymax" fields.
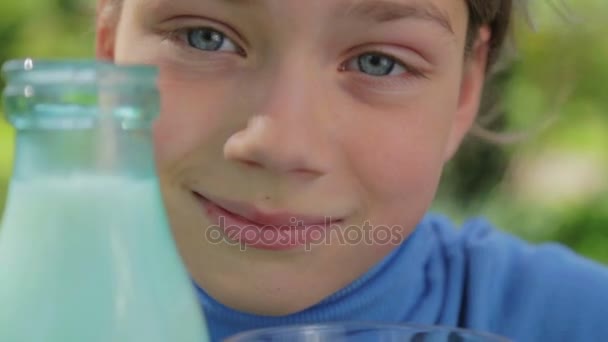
[{"xmin": 130, "ymin": 0, "xmax": 468, "ymax": 36}]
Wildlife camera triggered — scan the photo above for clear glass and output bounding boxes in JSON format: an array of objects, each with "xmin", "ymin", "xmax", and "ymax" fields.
[
  {"xmin": 0, "ymin": 59, "xmax": 210, "ymax": 342},
  {"xmin": 224, "ymin": 323, "xmax": 512, "ymax": 342}
]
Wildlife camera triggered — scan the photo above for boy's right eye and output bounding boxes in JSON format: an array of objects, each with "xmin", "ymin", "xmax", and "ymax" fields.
[{"xmin": 184, "ymin": 27, "xmax": 242, "ymax": 54}]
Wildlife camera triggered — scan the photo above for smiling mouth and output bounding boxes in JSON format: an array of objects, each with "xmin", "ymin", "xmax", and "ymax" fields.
[
  {"xmin": 192, "ymin": 191, "xmax": 342, "ymax": 227},
  {"xmin": 192, "ymin": 191, "xmax": 343, "ymax": 250}
]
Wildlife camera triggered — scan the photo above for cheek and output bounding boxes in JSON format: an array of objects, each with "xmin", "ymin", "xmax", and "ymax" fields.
[
  {"xmin": 151, "ymin": 68, "xmax": 235, "ymax": 166},
  {"xmin": 340, "ymin": 97, "xmax": 456, "ymax": 207}
]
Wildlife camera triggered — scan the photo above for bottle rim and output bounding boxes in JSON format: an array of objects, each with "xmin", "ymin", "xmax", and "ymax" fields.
[
  {"xmin": 2, "ymin": 59, "xmax": 160, "ymax": 130},
  {"xmin": 2, "ymin": 58, "xmax": 158, "ymax": 86}
]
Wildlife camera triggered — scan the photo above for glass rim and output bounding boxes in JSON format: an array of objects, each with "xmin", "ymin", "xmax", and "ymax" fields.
[
  {"xmin": 1, "ymin": 58, "xmax": 158, "ymax": 84},
  {"xmin": 224, "ymin": 321, "xmax": 511, "ymax": 341}
]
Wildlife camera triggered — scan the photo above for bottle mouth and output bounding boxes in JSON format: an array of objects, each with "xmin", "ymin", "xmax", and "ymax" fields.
[
  {"xmin": 2, "ymin": 59, "xmax": 158, "ymax": 86},
  {"xmin": 2, "ymin": 59, "xmax": 160, "ymax": 130}
]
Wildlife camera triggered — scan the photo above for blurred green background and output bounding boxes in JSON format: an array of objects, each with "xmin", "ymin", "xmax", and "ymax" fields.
[{"xmin": 1, "ymin": 0, "xmax": 607, "ymax": 263}]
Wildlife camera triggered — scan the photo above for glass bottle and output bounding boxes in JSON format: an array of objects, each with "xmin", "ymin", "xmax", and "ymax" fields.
[{"xmin": 0, "ymin": 59, "xmax": 210, "ymax": 342}]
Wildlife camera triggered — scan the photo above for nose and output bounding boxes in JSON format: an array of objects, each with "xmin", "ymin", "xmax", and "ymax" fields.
[{"xmin": 224, "ymin": 64, "xmax": 329, "ymax": 178}]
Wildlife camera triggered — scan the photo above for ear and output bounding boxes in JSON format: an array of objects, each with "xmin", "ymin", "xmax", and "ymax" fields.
[
  {"xmin": 96, "ymin": 0, "xmax": 117, "ymax": 61},
  {"xmin": 443, "ymin": 26, "xmax": 492, "ymax": 161}
]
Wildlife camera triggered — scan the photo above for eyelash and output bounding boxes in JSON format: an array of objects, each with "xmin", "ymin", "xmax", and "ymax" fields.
[
  {"xmin": 340, "ymin": 51, "xmax": 425, "ymax": 80},
  {"xmin": 167, "ymin": 26, "xmax": 247, "ymax": 56},
  {"xmin": 167, "ymin": 27, "xmax": 427, "ymax": 81}
]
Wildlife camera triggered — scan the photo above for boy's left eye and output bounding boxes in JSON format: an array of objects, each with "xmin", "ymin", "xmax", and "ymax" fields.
[{"xmin": 343, "ymin": 53, "xmax": 407, "ymax": 77}]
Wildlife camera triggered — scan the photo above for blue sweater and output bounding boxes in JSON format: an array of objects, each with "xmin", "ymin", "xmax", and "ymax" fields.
[{"xmin": 195, "ymin": 213, "xmax": 608, "ymax": 341}]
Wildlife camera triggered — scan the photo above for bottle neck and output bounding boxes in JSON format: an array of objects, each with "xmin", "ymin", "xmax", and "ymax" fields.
[
  {"xmin": 11, "ymin": 125, "xmax": 157, "ymax": 181},
  {"xmin": 2, "ymin": 60, "xmax": 161, "ymax": 181}
]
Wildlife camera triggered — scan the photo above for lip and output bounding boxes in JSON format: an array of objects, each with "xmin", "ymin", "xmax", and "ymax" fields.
[{"xmin": 193, "ymin": 191, "xmax": 342, "ymax": 251}]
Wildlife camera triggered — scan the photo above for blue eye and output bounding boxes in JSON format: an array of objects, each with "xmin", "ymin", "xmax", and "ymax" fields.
[
  {"xmin": 186, "ymin": 28, "xmax": 240, "ymax": 53},
  {"xmin": 345, "ymin": 52, "xmax": 407, "ymax": 77}
]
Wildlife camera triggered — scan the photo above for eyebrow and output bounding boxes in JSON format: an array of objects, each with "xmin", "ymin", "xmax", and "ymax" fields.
[{"xmin": 342, "ymin": 0, "xmax": 454, "ymax": 34}]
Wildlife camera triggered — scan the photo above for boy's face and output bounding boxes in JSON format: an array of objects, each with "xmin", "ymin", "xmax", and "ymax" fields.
[{"xmin": 97, "ymin": 0, "xmax": 489, "ymax": 315}]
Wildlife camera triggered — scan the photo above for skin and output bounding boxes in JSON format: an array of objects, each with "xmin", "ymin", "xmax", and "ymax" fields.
[{"xmin": 96, "ymin": 0, "xmax": 490, "ymax": 316}]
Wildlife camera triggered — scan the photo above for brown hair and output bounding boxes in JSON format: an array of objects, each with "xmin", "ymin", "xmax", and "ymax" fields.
[
  {"xmin": 466, "ymin": 0, "xmax": 523, "ymax": 143},
  {"xmin": 466, "ymin": 0, "xmax": 514, "ymax": 69}
]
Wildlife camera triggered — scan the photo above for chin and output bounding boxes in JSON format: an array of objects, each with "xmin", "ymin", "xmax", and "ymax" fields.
[{"xmin": 199, "ymin": 267, "xmax": 334, "ymax": 316}]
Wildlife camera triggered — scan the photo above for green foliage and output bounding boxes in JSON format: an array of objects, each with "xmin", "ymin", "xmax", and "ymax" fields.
[
  {"xmin": 435, "ymin": 0, "xmax": 608, "ymax": 264},
  {"xmin": 549, "ymin": 197, "xmax": 608, "ymax": 264}
]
